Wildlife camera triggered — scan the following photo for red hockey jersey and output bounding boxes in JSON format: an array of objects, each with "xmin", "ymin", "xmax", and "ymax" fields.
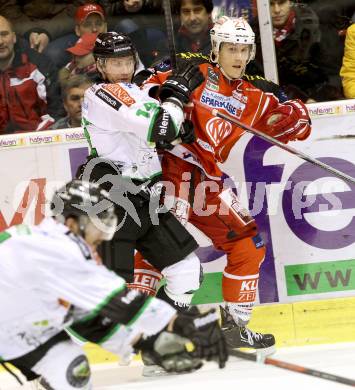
[{"xmin": 145, "ymin": 62, "xmax": 310, "ymax": 178}]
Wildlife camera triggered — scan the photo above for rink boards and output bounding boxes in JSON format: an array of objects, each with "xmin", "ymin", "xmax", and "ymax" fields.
[{"xmin": 0, "ymin": 99, "xmax": 354, "ymax": 357}]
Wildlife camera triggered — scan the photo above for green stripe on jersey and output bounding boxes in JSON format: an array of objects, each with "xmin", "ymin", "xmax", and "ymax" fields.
[
  {"xmin": 82, "ymin": 117, "xmax": 98, "ymax": 157},
  {"xmin": 126, "ymin": 296, "xmax": 154, "ymax": 327},
  {"xmin": 147, "ymin": 106, "xmax": 161, "ymax": 143},
  {"xmin": 65, "ymin": 327, "xmax": 88, "ymax": 343},
  {"xmin": 78, "ymin": 285, "xmax": 126, "ymax": 323},
  {"xmin": 98, "ymin": 323, "xmax": 121, "ymax": 345},
  {"xmin": 66, "ymin": 322, "xmax": 122, "ymax": 345},
  {"xmin": 0, "ymin": 231, "xmax": 11, "ymax": 243},
  {"xmin": 15, "ymin": 224, "xmax": 31, "ymax": 235}
]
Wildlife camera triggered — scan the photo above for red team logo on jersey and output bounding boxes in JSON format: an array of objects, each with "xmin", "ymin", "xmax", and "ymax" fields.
[
  {"xmin": 103, "ymin": 84, "xmax": 136, "ymax": 106},
  {"xmin": 206, "ymin": 117, "xmax": 232, "ymax": 146}
]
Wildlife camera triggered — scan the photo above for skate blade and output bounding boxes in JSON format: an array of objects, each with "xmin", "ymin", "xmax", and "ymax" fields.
[
  {"xmin": 254, "ymin": 345, "xmax": 276, "ymax": 361},
  {"xmin": 142, "ymin": 365, "xmax": 171, "ymax": 377},
  {"xmin": 233, "ymin": 345, "xmax": 276, "ymax": 359}
]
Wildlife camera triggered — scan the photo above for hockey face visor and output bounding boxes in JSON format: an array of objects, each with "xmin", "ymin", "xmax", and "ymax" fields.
[
  {"xmin": 52, "ymin": 180, "xmax": 118, "ymax": 241},
  {"xmin": 86, "ymin": 209, "xmax": 117, "ymax": 241},
  {"xmin": 76, "ymin": 192, "xmax": 118, "ymax": 241}
]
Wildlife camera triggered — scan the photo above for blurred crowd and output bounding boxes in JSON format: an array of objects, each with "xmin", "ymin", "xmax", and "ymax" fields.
[{"xmin": 0, "ymin": 0, "xmax": 354, "ymax": 135}]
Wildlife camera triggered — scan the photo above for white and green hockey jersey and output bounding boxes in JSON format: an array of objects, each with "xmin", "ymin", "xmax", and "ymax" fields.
[
  {"xmin": 0, "ymin": 218, "xmax": 175, "ymax": 361},
  {"xmin": 82, "ymin": 82, "xmax": 169, "ymax": 182}
]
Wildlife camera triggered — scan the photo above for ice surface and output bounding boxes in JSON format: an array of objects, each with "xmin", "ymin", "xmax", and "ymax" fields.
[{"xmin": 1, "ymin": 342, "xmax": 354, "ymax": 390}]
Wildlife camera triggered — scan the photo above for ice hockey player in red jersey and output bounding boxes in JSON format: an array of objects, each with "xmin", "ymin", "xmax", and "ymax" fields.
[{"xmin": 132, "ymin": 16, "xmax": 312, "ymax": 353}]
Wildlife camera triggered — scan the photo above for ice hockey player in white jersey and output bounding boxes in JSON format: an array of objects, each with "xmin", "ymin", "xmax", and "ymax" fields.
[
  {"xmin": 0, "ymin": 180, "xmax": 227, "ymax": 389},
  {"xmin": 79, "ymin": 32, "xmax": 208, "ymax": 314}
]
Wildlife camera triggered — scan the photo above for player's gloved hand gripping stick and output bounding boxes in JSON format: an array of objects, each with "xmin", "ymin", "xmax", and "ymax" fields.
[
  {"xmin": 191, "ymin": 98, "xmax": 355, "ymax": 185},
  {"xmin": 149, "ymin": 64, "xmax": 204, "ymax": 150},
  {"xmin": 212, "ymin": 108, "xmax": 355, "ymax": 185},
  {"xmin": 136, "ymin": 308, "xmax": 228, "ymax": 372}
]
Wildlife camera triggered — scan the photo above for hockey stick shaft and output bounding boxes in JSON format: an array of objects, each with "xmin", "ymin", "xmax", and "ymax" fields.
[
  {"xmin": 211, "ymin": 109, "xmax": 355, "ymax": 185},
  {"xmin": 229, "ymin": 349, "xmax": 355, "ymax": 387},
  {"xmin": 162, "ymin": 0, "xmax": 177, "ymax": 70}
]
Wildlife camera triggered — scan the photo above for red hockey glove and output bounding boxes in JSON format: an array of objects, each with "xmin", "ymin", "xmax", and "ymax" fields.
[{"xmin": 265, "ymin": 99, "xmax": 311, "ymax": 143}]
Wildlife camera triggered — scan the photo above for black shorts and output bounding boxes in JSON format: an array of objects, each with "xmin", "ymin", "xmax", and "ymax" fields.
[{"xmin": 77, "ymin": 158, "xmax": 198, "ymax": 281}]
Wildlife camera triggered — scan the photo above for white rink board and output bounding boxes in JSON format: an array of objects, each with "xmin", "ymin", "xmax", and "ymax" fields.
[{"xmin": 0, "ymin": 100, "xmax": 354, "ymax": 304}]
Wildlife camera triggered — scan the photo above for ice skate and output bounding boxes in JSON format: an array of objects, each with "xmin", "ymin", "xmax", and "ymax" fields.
[
  {"xmin": 220, "ymin": 306, "xmax": 276, "ymax": 356},
  {"xmin": 141, "ymin": 352, "xmax": 171, "ymax": 377}
]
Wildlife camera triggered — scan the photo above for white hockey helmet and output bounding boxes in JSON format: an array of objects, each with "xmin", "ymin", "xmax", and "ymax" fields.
[{"xmin": 210, "ymin": 16, "xmax": 256, "ymax": 64}]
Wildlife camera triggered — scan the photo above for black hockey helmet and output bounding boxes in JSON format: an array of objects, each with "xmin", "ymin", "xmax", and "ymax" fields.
[
  {"xmin": 51, "ymin": 179, "xmax": 117, "ymax": 241},
  {"xmin": 93, "ymin": 32, "xmax": 137, "ymax": 59}
]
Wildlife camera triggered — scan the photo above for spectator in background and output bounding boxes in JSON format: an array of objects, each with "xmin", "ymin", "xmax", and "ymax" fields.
[
  {"xmin": 52, "ymin": 75, "xmax": 93, "ymax": 129},
  {"xmin": 74, "ymin": 4, "xmax": 107, "ymax": 40},
  {"xmin": 0, "ymin": 15, "xmax": 60, "ymax": 134},
  {"xmin": 44, "ymin": 3, "xmax": 108, "ymax": 69},
  {"xmin": 303, "ymin": 1, "xmax": 346, "ymax": 100},
  {"xmin": 340, "ymin": 23, "xmax": 355, "ymax": 98},
  {"xmin": 270, "ymin": 0, "xmax": 327, "ymax": 101},
  {"xmin": 58, "ymin": 32, "xmax": 98, "ymax": 87},
  {"xmin": 155, "ymin": 0, "xmax": 213, "ymax": 61},
  {"xmin": 110, "ymin": 0, "xmax": 154, "ymax": 14},
  {"xmin": 0, "ymin": 0, "xmax": 73, "ymax": 55},
  {"xmin": 251, "ymin": 0, "xmax": 330, "ymax": 102},
  {"xmin": 110, "ymin": 0, "xmax": 165, "ymax": 66},
  {"xmin": 176, "ymin": 0, "xmax": 213, "ymax": 53}
]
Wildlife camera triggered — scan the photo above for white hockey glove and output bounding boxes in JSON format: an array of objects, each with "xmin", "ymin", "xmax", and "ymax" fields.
[{"xmin": 149, "ymin": 99, "xmax": 195, "ymax": 150}]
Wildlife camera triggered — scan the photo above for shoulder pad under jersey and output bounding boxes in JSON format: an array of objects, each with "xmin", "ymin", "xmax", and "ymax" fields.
[
  {"xmin": 152, "ymin": 52, "xmax": 210, "ymax": 73},
  {"xmin": 243, "ymin": 74, "xmax": 289, "ymax": 102}
]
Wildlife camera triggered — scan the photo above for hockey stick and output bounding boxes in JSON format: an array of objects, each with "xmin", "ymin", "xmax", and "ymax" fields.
[
  {"xmin": 195, "ymin": 101, "xmax": 355, "ymax": 185},
  {"xmin": 162, "ymin": 0, "xmax": 177, "ymax": 69},
  {"xmin": 229, "ymin": 349, "xmax": 355, "ymax": 387},
  {"xmin": 162, "ymin": 0, "xmax": 191, "ymax": 143}
]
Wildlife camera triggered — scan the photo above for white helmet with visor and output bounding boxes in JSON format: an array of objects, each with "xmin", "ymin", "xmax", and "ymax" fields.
[{"xmin": 210, "ymin": 16, "xmax": 256, "ymax": 64}]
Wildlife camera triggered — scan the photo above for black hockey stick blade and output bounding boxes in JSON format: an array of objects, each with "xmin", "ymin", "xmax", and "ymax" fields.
[
  {"xmin": 162, "ymin": 0, "xmax": 177, "ymax": 69},
  {"xmin": 229, "ymin": 348, "xmax": 355, "ymax": 387}
]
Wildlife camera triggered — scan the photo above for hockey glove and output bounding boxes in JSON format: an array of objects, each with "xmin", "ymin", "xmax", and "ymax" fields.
[
  {"xmin": 173, "ymin": 308, "xmax": 228, "ymax": 369},
  {"xmin": 264, "ymin": 99, "xmax": 311, "ymax": 143},
  {"xmin": 135, "ymin": 331, "xmax": 203, "ymax": 374},
  {"xmin": 148, "ymin": 99, "xmax": 182, "ymax": 150},
  {"xmin": 153, "ymin": 119, "xmax": 195, "ymax": 150},
  {"xmin": 180, "ymin": 119, "xmax": 195, "ymax": 144},
  {"xmin": 150, "ymin": 98, "xmax": 195, "ymax": 149},
  {"xmin": 159, "ymin": 64, "xmax": 205, "ymax": 105}
]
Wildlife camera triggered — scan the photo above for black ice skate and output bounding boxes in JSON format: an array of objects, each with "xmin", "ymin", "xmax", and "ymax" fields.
[{"xmin": 220, "ymin": 306, "xmax": 276, "ymax": 355}]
